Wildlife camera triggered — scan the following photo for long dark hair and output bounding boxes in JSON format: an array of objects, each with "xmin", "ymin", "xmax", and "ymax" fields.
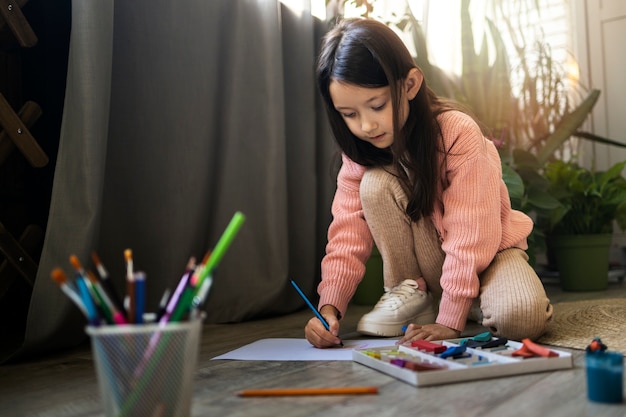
[{"xmin": 316, "ymin": 18, "xmax": 458, "ymax": 221}]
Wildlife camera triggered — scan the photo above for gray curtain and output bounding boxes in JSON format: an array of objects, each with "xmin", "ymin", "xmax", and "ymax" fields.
[{"xmin": 5, "ymin": 0, "xmax": 338, "ymax": 362}]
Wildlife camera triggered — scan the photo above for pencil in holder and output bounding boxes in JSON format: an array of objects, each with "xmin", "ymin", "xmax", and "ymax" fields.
[{"xmin": 86, "ymin": 318, "xmax": 202, "ymax": 417}]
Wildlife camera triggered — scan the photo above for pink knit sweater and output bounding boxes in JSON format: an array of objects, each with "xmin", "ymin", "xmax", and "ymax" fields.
[{"xmin": 318, "ymin": 110, "xmax": 533, "ymax": 331}]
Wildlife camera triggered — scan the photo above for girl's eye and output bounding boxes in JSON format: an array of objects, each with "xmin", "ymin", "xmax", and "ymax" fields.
[
  {"xmin": 373, "ymin": 103, "xmax": 386, "ymax": 111},
  {"xmin": 341, "ymin": 112, "xmax": 356, "ymax": 118}
]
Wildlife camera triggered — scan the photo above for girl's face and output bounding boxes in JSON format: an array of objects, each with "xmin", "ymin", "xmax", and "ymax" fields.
[
  {"xmin": 329, "ymin": 82, "xmax": 397, "ymax": 149},
  {"xmin": 328, "ymin": 69, "xmax": 422, "ymax": 149}
]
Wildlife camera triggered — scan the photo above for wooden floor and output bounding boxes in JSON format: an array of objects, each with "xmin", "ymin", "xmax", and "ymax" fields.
[{"xmin": 1, "ymin": 278, "xmax": 626, "ymax": 417}]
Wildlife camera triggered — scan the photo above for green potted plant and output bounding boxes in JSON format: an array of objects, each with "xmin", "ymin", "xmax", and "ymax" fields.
[
  {"xmin": 503, "ymin": 89, "xmax": 609, "ymax": 265},
  {"xmin": 537, "ymin": 159, "xmax": 626, "ymax": 290}
]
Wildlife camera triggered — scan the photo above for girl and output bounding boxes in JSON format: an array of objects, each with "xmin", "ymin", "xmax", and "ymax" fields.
[{"xmin": 305, "ymin": 18, "xmax": 553, "ymax": 348}]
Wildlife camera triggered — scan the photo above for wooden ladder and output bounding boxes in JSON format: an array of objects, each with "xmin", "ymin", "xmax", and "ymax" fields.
[{"xmin": 0, "ymin": 0, "xmax": 44, "ymax": 298}]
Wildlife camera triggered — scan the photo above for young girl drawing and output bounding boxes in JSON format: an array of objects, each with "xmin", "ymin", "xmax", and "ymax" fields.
[{"xmin": 305, "ymin": 18, "xmax": 553, "ymax": 348}]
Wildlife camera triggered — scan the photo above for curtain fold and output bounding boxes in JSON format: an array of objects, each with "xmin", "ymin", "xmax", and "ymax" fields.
[{"xmin": 4, "ymin": 0, "xmax": 336, "ymax": 363}]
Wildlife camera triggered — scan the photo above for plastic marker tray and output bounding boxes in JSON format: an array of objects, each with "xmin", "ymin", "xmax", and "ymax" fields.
[{"xmin": 352, "ymin": 339, "xmax": 573, "ymax": 387}]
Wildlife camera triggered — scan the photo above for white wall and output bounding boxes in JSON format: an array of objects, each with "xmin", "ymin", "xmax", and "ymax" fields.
[
  {"xmin": 575, "ymin": 0, "xmax": 626, "ymax": 169},
  {"xmin": 574, "ymin": 0, "xmax": 626, "ymax": 265}
]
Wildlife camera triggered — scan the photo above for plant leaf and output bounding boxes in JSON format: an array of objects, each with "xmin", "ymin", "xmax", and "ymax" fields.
[
  {"xmin": 536, "ymin": 89, "xmax": 601, "ymax": 164},
  {"xmin": 573, "ymin": 131, "xmax": 626, "ymax": 148}
]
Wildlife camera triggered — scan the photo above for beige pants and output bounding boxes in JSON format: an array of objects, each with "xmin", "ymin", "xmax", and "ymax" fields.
[{"xmin": 360, "ymin": 167, "xmax": 553, "ymax": 340}]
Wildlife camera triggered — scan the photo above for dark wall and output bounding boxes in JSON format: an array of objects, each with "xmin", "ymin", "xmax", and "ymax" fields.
[{"xmin": 22, "ymin": 0, "xmax": 72, "ymax": 229}]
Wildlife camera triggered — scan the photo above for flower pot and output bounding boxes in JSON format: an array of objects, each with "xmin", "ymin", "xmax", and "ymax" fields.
[{"xmin": 549, "ymin": 234, "xmax": 612, "ymax": 291}]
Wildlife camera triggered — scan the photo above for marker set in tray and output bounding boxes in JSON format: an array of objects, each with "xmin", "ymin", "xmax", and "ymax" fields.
[{"xmin": 352, "ymin": 335, "xmax": 573, "ymax": 386}]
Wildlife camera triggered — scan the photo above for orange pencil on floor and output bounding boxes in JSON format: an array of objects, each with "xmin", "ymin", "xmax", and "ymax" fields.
[{"xmin": 236, "ymin": 386, "xmax": 378, "ymax": 397}]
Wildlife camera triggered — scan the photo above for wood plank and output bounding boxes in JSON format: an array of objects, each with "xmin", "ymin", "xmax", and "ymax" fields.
[
  {"xmin": 0, "ymin": 95, "xmax": 46, "ymax": 167},
  {"xmin": 0, "ymin": 0, "xmax": 26, "ymax": 31},
  {"xmin": 0, "ymin": 100, "xmax": 42, "ymax": 166},
  {"xmin": 0, "ymin": 221, "xmax": 38, "ymax": 285},
  {"xmin": 0, "ymin": 0, "xmax": 37, "ymax": 47},
  {"xmin": 0, "ymin": 223, "xmax": 43, "ymax": 297}
]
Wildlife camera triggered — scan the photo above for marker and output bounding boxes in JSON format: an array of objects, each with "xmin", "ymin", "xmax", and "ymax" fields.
[
  {"xmin": 237, "ymin": 386, "xmax": 378, "ymax": 397},
  {"xmin": 290, "ymin": 279, "xmax": 343, "ymax": 347},
  {"xmin": 134, "ymin": 271, "xmax": 146, "ymax": 324}
]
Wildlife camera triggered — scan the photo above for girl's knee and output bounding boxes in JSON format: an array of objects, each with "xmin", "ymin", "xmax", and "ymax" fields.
[
  {"xmin": 361, "ymin": 168, "xmax": 391, "ymax": 203},
  {"xmin": 485, "ymin": 299, "xmax": 552, "ymax": 341}
]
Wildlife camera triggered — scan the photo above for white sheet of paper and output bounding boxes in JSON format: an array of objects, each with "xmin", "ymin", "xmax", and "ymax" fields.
[{"xmin": 211, "ymin": 338, "xmax": 398, "ymax": 361}]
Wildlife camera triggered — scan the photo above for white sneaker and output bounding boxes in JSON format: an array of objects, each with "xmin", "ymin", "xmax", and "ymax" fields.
[{"xmin": 356, "ymin": 279, "xmax": 436, "ymax": 337}]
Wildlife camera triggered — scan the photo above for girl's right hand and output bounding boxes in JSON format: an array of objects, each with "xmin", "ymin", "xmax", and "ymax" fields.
[{"xmin": 304, "ymin": 305, "xmax": 343, "ymax": 348}]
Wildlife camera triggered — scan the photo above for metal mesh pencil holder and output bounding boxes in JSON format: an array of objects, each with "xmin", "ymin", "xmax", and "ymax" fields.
[{"xmin": 86, "ymin": 318, "xmax": 202, "ymax": 417}]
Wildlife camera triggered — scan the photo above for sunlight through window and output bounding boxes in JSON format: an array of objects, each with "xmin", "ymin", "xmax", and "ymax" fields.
[
  {"xmin": 280, "ymin": 0, "xmax": 303, "ymax": 18},
  {"xmin": 312, "ymin": 0, "xmax": 325, "ymax": 20},
  {"xmin": 332, "ymin": 0, "xmax": 572, "ymax": 82}
]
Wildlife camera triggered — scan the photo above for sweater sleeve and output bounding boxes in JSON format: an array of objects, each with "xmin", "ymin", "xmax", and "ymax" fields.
[
  {"xmin": 433, "ymin": 112, "xmax": 510, "ymax": 331},
  {"xmin": 318, "ymin": 154, "xmax": 373, "ymax": 318}
]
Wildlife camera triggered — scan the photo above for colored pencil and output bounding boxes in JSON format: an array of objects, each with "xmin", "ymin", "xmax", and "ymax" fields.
[
  {"xmin": 75, "ymin": 274, "xmax": 100, "ymax": 326},
  {"xmin": 290, "ymin": 279, "xmax": 343, "ymax": 347},
  {"xmin": 69, "ymin": 255, "xmax": 105, "ymax": 319},
  {"xmin": 50, "ymin": 268, "xmax": 88, "ymax": 316},
  {"xmin": 87, "ymin": 270, "xmax": 127, "ymax": 325},
  {"xmin": 189, "ymin": 252, "xmax": 209, "ymax": 288},
  {"xmin": 290, "ymin": 279, "xmax": 329, "ymax": 329},
  {"xmin": 196, "ymin": 212, "xmax": 245, "ymax": 287},
  {"xmin": 91, "ymin": 251, "xmax": 126, "ymax": 315},
  {"xmin": 192, "ymin": 273, "xmax": 212, "ymax": 310},
  {"xmin": 183, "ymin": 212, "xmax": 245, "ymax": 316},
  {"xmin": 159, "ymin": 256, "xmax": 196, "ymax": 324},
  {"xmin": 236, "ymin": 387, "xmax": 379, "ymax": 397},
  {"xmin": 99, "ymin": 212, "xmax": 246, "ymax": 415},
  {"xmin": 169, "ymin": 253, "xmax": 207, "ymax": 322},
  {"xmin": 69, "ymin": 254, "xmax": 87, "ymax": 276},
  {"xmin": 124, "ymin": 249, "xmax": 135, "ymax": 323},
  {"xmin": 85, "ymin": 271, "xmax": 115, "ymax": 324},
  {"xmin": 155, "ymin": 288, "xmax": 171, "ymax": 322}
]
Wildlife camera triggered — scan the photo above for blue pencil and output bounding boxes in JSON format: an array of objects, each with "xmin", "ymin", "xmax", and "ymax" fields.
[
  {"xmin": 76, "ymin": 275, "xmax": 100, "ymax": 326},
  {"xmin": 290, "ymin": 280, "xmax": 343, "ymax": 347},
  {"xmin": 290, "ymin": 280, "xmax": 330, "ymax": 329}
]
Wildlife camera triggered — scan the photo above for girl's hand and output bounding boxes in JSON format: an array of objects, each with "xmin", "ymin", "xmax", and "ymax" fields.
[
  {"xmin": 398, "ymin": 323, "xmax": 460, "ymax": 344},
  {"xmin": 304, "ymin": 305, "xmax": 343, "ymax": 348}
]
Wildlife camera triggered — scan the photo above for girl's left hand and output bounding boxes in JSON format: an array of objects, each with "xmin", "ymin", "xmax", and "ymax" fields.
[{"xmin": 398, "ymin": 323, "xmax": 460, "ymax": 344}]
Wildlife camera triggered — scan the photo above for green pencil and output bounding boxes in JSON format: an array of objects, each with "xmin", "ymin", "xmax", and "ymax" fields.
[{"xmin": 170, "ymin": 211, "xmax": 246, "ymax": 322}]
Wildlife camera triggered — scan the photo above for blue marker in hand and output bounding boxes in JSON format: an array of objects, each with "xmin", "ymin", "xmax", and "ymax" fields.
[{"xmin": 290, "ymin": 280, "xmax": 343, "ymax": 347}]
